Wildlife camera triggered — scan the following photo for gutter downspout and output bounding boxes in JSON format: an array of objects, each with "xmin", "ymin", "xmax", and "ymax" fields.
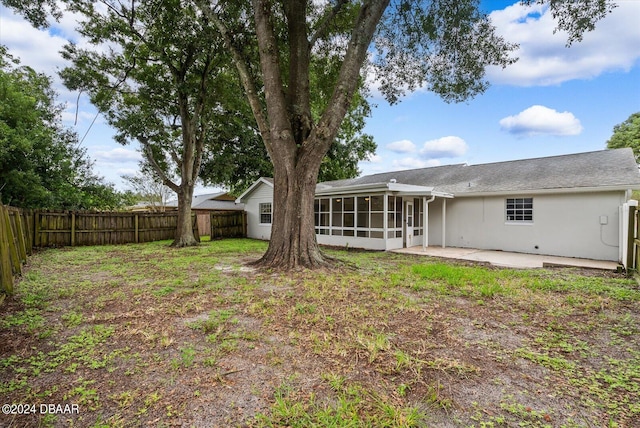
[{"xmin": 422, "ymin": 195, "xmax": 436, "ymax": 252}]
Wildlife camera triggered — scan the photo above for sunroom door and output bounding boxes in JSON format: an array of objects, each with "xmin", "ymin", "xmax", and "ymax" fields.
[{"xmin": 404, "ymin": 200, "xmax": 413, "ymax": 247}]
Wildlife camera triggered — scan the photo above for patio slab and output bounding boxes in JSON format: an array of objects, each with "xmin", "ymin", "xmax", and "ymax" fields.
[{"xmin": 392, "ymin": 246, "xmax": 621, "ymax": 271}]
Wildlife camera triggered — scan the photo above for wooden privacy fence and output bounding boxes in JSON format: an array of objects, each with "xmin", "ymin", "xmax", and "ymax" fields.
[
  {"xmin": 211, "ymin": 211, "xmax": 246, "ymax": 239},
  {"xmin": 1, "ymin": 206, "xmax": 199, "ymax": 294},
  {"xmin": 34, "ymin": 210, "xmax": 199, "ymax": 247},
  {"xmin": 0, "ymin": 205, "xmax": 34, "ymax": 294}
]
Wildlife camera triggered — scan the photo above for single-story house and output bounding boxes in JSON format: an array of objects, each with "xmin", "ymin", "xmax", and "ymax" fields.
[
  {"xmin": 166, "ymin": 192, "xmax": 244, "ymax": 236},
  {"xmin": 236, "ymin": 148, "xmax": 640, "ymax": 262}
]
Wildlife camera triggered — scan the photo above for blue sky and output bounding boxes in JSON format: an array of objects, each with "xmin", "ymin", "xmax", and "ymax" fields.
[{"xmin": 1, "ymin": 1, "xmax": 639, "ymax": 192}]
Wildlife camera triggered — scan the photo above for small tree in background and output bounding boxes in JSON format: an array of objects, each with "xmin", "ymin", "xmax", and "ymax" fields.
[
  {"xmin": 607, "ymin": 112, "xmax": 640, "ymax": 162},
  {"xmin": 121, "ymin": 169, "xmax": 174, "ymax": 212}
]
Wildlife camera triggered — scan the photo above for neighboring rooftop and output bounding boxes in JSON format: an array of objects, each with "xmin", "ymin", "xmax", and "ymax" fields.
[
  {"xmin": 318, "ymin": 148, "xmax": 640, "ymax": 195},
  {"xmin": 166, "ymin": 192, "xmax": 243, "ymax": 210}
]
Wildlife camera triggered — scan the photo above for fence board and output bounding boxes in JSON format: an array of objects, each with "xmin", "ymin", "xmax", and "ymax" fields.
[
  {"xmin": 211, "ymin": 211, "xmax": 247, "ymax": 239},
  {"xmin": 33, "ymin": 211, "xmax": 199, "ymax": 247},
  {"xmin": 0, "ymin": 205, "xmax": 34, "ymax": 294},
  {"xmin": 0, "ymin": 205, "xmax": 15, "ymax": 294}
]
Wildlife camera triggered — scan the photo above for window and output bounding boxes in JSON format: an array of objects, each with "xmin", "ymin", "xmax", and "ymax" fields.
[
  {"xmin": 315, "ymin": 194, "xmax": 384, "ymax": 239},
  {"xmin": 413, "ymin": 198, "xmax": 423, "ymax": 236},
  {"xmin": 330, "ymin": 197, "xmax": 354, "ymax": 236},
  {"xmin": 355, "ymin": 195, "xmax": 383, "ymax": 239},
  {"xmin": 387, "ymin": 196, "xmax": 403, "ymax": 239},
  {"xmin": 506, "ymin": 198, "xmax": 533, "ymax": 222},
  {"xmin": 314, "ymin": 198, "xmax": 330, "ymax": 234},
  {"xmin": 259, "ymin": 203, "xmax": 272, "ymax": 224}
]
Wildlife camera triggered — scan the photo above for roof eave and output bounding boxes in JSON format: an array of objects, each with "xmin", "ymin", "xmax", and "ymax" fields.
[{"xmin": 452, "ymin": 184, "xmax": 640, "ymax": 197}]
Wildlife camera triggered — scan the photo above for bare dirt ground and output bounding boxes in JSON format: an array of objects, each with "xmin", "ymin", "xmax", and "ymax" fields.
[{"xmin": 1, "ymin": 240, "xmax": 639, "ymax": 427}]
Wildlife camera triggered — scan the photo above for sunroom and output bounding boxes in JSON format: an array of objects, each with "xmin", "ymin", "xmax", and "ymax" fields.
[{"xmin": 314, "ymin": 181, "xmax": 453, "ymax": 251}]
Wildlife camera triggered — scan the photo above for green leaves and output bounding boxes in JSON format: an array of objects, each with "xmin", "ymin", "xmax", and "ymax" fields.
[
  {"xmin": 606, "ymin": 112, "xmax": 640, "ymax": 162},
  {"xmin": 0, "ymin": 50, "xmax": 127, "ymax": 209}
]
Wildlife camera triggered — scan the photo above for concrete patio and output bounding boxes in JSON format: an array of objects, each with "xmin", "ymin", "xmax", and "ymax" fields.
[{"xmin": 392, "ymin": 246, "xmax": 621, "ymax": 271}]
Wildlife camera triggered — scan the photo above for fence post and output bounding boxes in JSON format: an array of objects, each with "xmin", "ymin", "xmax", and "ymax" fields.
[
  {"xmin": 626, "ymin": 202, "xmax": 637, "ymax": 274},
  {"xmin": 135, "ymin": 214, "xmax": 139, "ymax": 243},
  {"xmin": 34, "ymin": 211, "xmax": 40, "ymax": 247},
  {"xmin": 0, "ymin": 205, "xmax": 14, "ymax": 294},
  {"xmin": 71, "ymin": 211, "xmax": 76, "ymax": 246},
  {"xmin": 13, "ymin": 209, "xmax": 27, "ymax": 263},
  {"xmin": 2, "ymin": 206, "xmax": 20, "ymax": 276},
  {"xmin": 243, "ymin": 212, "xmax": 247, "ymax": 237}
]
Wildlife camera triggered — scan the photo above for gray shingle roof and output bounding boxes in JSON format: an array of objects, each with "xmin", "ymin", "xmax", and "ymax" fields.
[{"xmin": 319, "ymin": 148, "xmax": 640, "ymax": 195}]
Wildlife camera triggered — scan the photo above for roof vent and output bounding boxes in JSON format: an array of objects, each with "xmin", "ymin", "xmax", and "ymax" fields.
[{"xmin": 390, "ymin": 178, "xmax": 397, "ymax": 183}]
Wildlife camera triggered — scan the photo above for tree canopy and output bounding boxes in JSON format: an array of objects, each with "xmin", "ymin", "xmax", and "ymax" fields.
[
  {"xmin": 0, "ymin": 47, "xmax": 130, "ymax": 209},
  {"xmin": 606, "ymin": 112, "xmax": 640, "ymax": 162}
]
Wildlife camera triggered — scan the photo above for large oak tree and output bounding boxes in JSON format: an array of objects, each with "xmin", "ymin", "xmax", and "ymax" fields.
[
  {"xmin": 199, "ymin": 0, "xmax": 517, "ymax": 268},
  {"xmin": 197, "ymin": 0, "xmax": 614, "ymax": 269},
  {"xmin": 4, "ymin": 0, "xmax": 616, "ymax": 266}
]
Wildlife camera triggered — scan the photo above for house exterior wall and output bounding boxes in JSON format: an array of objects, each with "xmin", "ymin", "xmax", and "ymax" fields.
[
  {"xmin": 244, "ymin": 183, "xmax": 273, "ymax": 240},
  {"xmin": 241, "ymin": 179, "xmax": 628, "ymax": 261},
  {"xmin": 427, "ymin": 191, "xmax": 625, "ymax": 261}
]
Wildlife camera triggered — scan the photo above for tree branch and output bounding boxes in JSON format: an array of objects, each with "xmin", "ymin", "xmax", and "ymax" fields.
[
  {"xmin": 284, "ymin": 0, "xmax": 312, "ymax": 144},
  {"xmin": 306, "ymin": 0, "xmax": 389, "ymax": 158},
  {"xmin": 196, "ymin": 0, "xmax": 273, "ymax": 155},
  {"xmin": 309, "ymin": 0, "xmax": 349, "ymax": 47},
  {"xmin": 141, "ymin": 139, "xmax": 179, "ymax": 193}
]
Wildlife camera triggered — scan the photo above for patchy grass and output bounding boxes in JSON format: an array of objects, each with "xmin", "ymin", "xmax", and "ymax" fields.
[{"xmin": 1, "ymin": 239, "xmax": 639, "ymax": 427}]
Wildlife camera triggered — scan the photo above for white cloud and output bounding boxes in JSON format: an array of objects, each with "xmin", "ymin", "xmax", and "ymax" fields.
[
  {"xmin": 420, "ymin": 136, "xmax": 468, "ymax": 158},
  {"xmin": 392, "ymin": 158, "xmax": 441, "ymax": 170},
  {"xmin": 364, "ymin": 154, "xmax": 383, "ymax": 163},
  {"xmin": 488, "ymin": 1, "xmax": 640, "ymax": 86},
  {"xmin": 499, "ymin": 105, "xmax": 582, "ymax": 136},
  {"xmin": 386, "ymin": 139, "xmax": 417, "ymax": 153},
  {"xmin": 93, "ymin": 147, "xmax": 143, "ymax": 163}
]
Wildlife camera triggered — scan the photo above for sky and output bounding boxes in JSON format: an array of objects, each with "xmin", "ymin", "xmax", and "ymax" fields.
[{"xmin": 1, "ymin": 1, "xmax": 639, "ymax": 193}]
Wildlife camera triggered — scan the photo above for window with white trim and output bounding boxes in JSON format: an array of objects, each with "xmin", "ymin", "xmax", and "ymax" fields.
[
  {"xmin": 314, "ymin": 198, "xmax": 330, "ymax": 235},
  {"xmin": 259, "ymin": 202, "xmax": 272, "ymax": 224},
  {"xmin": 506, "ymin": 198, "xmax": 533, "ymax": 222}
]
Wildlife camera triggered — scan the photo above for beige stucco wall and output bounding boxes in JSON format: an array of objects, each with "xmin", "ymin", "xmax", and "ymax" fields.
[{"xmin": 426, "ymin": 191, "xmax": 626, "ymax": 261}]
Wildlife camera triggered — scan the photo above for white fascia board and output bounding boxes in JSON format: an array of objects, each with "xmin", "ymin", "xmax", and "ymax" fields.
[
  {"xmin": 235, "ymin": 177, "xmax": 273, "ymax": 203},
  {"xmin": 315, "ymin": 182, "xmax": 441, "ymax": 196},
  {"xmin": 315, "ymin": 182, "xmax": 391, "ymax": 196},
  {"xmin": 452, "ymin": 185, "xmax": 637, "ymax": 198}
]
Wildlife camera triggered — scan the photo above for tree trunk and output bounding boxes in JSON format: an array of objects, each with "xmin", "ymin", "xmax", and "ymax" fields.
[
  {"xmin": 256, "ymin": 150, "xmax": 327, "ymax": 269},
  {"xmin": 172, "ymin": 185, "xmax": 199, "ymax": 247}
]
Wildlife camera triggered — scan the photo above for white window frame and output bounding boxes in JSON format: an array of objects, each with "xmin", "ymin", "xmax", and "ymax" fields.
[
  {"xmin": 259, "ymin": 202, "xmax": 272, "ymax": 224},
  {"xmin": 506, "ymin": 197, "xmax": 533, "ymax": 223}
]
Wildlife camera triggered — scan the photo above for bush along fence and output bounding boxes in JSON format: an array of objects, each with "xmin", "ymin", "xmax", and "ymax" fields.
[{"xmin": 0, "ymin": 205, "xmax": 200, "ymax": 294}]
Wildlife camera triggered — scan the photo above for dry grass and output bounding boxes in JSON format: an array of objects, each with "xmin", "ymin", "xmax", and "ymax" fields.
[{"xmin": 1, "ymin": 238, "xmax": 639, "ymax": 427}]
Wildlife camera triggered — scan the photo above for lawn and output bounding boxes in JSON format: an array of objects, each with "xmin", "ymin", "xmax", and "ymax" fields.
[{"xmin": 1, "ymin": 238, "xmax": 639, "ymax": 427}]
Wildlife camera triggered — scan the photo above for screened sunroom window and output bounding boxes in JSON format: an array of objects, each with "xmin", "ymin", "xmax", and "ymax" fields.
[
  {"xmin": 506, "ymin": 198, "xmax": 533, "ymax": 222},
  {"xmin": 315, "ymin": 195, "xmax": 384, "ymax": 239}
]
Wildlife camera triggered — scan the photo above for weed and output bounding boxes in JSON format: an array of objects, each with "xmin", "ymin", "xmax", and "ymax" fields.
[
  {"xmin": 180, "ymin": 345, "xmax": 196, "ymax": 368},
  {"xmin": 355, "ymin": 331, "xmax": 392, "ymax": 363}
]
